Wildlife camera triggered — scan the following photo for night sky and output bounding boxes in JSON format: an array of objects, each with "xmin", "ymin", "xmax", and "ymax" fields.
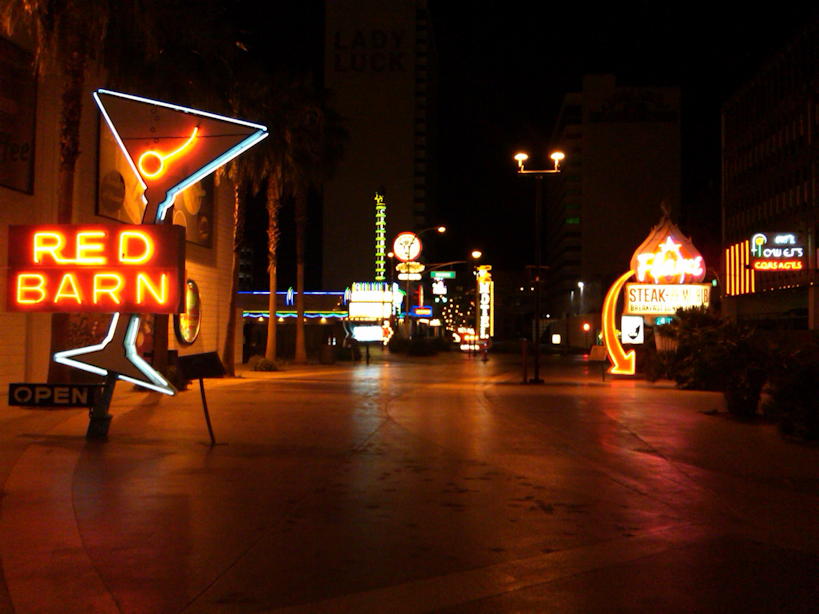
[
  {"xmin": 249, "ymin": 2, "xmax": 816, "ymax": 289},
  {"xmin": 429, "ymin": 2, "xmax": 816, "ymax": 269}
]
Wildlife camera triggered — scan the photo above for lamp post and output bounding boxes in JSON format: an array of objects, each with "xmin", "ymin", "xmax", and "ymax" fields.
[{"xmin": 515, "ymin": 151, "xmax": 564, "ymax": 384}]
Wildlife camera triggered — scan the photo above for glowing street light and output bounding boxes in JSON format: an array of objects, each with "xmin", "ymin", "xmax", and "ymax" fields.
[{"xmin": 515, "ymin": 150, "xmax": 566, "ymax": 383}]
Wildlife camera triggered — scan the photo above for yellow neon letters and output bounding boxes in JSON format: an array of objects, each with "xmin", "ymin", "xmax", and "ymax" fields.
[
  {"xmin": 119, "ymin": 231, "xmax": 154, "ymax": 264},
  {"xmin": 136, "ymin": 273, "xmax": 168, "ymax": 304},
  {"xmin": 16, "ymin": 273, "xmax": 47, "ymax": 304},
  {"xmin": 33, "ymin": 232, "xmax": 68, "ymax": 264},
  {"xmin": 93, "ymin": 274, "xmax": 124, "ymax": 305},
  {"xmin": 54, "ymin": 273, "xmax": 83, "ymax": 304},
  {"xmin": 75, "ymin": 231, "xmax": 107, "ymax": 265}
]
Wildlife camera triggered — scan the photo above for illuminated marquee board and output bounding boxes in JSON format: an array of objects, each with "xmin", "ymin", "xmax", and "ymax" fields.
[
  {"xmin": 7, "ymin": 224, "xmax": 184, "ymax": 313},
  {"xmin": 347, "ymin": 282, "xmax": 400, "ymax": 321},
  {"xmin": 750, "ymin": 232, "xmax": 805, "ymax": 271},
  {"xmin": 624, "ymin": 283, "xmax": 711, "ymax": 315},
  {"xmin": 476, "ymin": 265, "xmax": 494, "ymax": 340}
]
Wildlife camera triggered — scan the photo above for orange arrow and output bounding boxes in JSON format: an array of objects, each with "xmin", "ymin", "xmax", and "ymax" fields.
[{"xmin": 602, "ymin": 270, "xmax": 636, "ymax": 375}]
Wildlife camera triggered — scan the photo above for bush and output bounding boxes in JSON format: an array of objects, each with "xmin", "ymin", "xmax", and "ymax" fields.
[
  {"xmin": 655, "ymin": 307, "xmax": 769, "ymax": 417},
  {"xmin": 766, "ymin": 338, "xmax": 819, "ymax": 440},
  {"xmin": 252, "ymin": 357, "xmax": 279, "ymax": 371},
  {"xmin": 387, "ymin": 336, "xmax": 409, "ymax": 354},
  {"xmin": 717, "ymin": 321, "xmax": 768, "ymax": 418},
  {"xmin": 644, "ymin": 350, "xmax": 674, "ymax": 382},
  {"xmin": 659, "ymin": 307, "xmax": 726, "ymax": 390}
]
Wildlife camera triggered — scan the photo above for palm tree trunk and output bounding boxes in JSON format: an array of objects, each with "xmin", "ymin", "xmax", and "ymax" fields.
[
  {"xmin": 222, "ymin": 182, "xmax": 244, "ymax": 375},
  {"xmin": 47, "ymin": 49, "xmax": 85, "ymax": 383},
  {"xmin": 294, "ymin": 188, "xmax": 307, "ymax": 364},
  {"xmin": 265, "ymin": 175, "xmax": 281, "ymax": 362}
]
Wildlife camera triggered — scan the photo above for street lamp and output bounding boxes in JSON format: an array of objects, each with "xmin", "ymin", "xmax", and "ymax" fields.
[{"xmin": 515, "ymin": 150, "xmax": 565, "ymax": 384}]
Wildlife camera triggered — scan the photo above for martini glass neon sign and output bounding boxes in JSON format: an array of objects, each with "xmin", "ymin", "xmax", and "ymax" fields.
[{"xmin": 53, "ymin": 90, "xmax": 268, "ymax": 395}]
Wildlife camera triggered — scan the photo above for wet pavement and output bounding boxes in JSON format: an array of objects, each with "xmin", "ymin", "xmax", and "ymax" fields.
[{"xmin": 0, "ymin": 352, "xmax": 817, "ymax": 613}]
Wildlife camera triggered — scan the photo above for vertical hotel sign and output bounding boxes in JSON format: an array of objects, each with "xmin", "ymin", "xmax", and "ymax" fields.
[
  {"xmin": 4, "ymin": 90, "xmax": 267, "ymax": 397},
  {"xmin": 476, "ymin": 265, "xmax": 494, "ymax": 341}
]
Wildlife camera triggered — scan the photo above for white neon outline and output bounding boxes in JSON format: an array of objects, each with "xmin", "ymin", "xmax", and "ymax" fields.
[
  {"xmin": 53, "ymin": 313, "xmax": 175, "ymax": 395},
  {"xmin": 93, "ymin": 89, "xmax": 268, "ymax": 223}
]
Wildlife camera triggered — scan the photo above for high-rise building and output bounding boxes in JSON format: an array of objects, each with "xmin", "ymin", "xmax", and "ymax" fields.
[
  {"xmin": 323, "ymin": 0, "xmax": 434, "ymax": 289},
  {"xmin": 548, "ymin": 75, "xmax": 681, "ymax": 316},
  {"xmin": 721, "ymin": 21, "xmax": 818, "ymax": 329}
]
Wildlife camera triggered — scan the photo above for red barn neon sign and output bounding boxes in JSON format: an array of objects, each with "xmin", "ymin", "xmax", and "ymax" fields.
[{"xmin": 7, "ymin": 224, "xmax": 184, "ymax": 313}]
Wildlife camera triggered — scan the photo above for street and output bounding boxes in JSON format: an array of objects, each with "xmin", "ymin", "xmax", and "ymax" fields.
[{"xmin": 1, "ymin": 353, "xmax": 818, "ymax": 613}]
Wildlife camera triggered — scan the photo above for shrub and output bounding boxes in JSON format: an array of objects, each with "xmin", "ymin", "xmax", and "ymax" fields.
[
  {"xmin": 656, "ymin": 307, "xmax": 769, "ymax": 417},
  {"xmin": 644, "ymin": 350, "xmax": 674, "ymax": 382},
  {"xmin": 717, "ymin": 321, "xmax": 768, "ymax": 418},
  {"xmin": 387, "ymin": 336, "xmax": 409, "ymax": 354},
  {"xmin": 659, "ymin": 307, "xmax": 726, "ymax": 390},
  {"xmin": 253, "ymin": 357, "xmax": 279, "ymax": 371},
  {"xmin": 766, "ymin": 338, "xmax": 819, "ymax": 440}
]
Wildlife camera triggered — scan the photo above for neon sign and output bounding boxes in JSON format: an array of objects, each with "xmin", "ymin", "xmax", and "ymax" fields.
[
  {"xmin": 138, "ymin": 126, "xmax": 199, "ymax": 179},
  {"xmin": 632, "ymin": 236, "xmax": 704, "ymax": 284},
  {"xmin": 7, "ymin": 225, "xmax": 184, "ymax": 313},
  {"xmin": 46, "ymin": 90, "xmax": 268, "ymax": 396},
  {"xmin": 603, "ymin": 216, "xmax": 709, "ymax": 376},
  {"xmin": 476, "ymin": 265, "xmax": 494, "ymax": 340},
  {"xmin": 750, "ymin": 232, "xmax": 805, "ymax": 271},
  {"xmin": 393, "ymin": 232, "xmax": 421, "ymax": 262},
  {"xmin": 374, "ymin": 192, "xmax": 387, "ymax": 281}
]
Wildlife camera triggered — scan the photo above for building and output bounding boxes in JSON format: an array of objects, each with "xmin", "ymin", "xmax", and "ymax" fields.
[
  {"xmin": 721, "ymin": 20, "xmax": 818, "ymax": 329},
  {"xmin": 547, "ymin": 75, "xmax": 681, "ymax": 321},
  {"xmin": 0, "ymin": 35, "xmax": 241, "ymax": 389},
  {"xmin": 322, "ymin": 0, "xmax": 435, "ymax": 288}
]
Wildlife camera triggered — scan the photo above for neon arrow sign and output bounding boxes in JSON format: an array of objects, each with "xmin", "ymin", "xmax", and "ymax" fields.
[
  {"xmin": 53, "ymin": 90, "xmax": 268, "ymax": 395},
  {"xmin": 602, "ymin": 270, "xmax": 636, "ymax": 375}
]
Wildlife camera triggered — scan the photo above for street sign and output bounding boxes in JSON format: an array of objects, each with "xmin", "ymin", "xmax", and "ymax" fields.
[
  {"xmin": 430, "ymin": 271, "xmax": 456, "ymax": 279},
  {"xmin": 8, "ymin": 383, "xmax": 103, "ymax": 407}
]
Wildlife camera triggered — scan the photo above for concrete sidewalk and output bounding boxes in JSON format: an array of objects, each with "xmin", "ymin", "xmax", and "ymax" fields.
[{"xmin": 0, "ymin": 353, "xmax": 817, "ymax": 613}]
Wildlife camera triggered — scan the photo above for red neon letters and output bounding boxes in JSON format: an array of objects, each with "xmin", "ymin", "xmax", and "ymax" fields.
[{"xmin": 7, "ymin": 225, "xmax": 184, "ymax": 313}]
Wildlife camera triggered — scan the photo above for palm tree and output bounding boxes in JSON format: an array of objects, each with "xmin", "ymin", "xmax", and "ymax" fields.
[
  {"xmin": 241, "ymin": 74, "xmax": 346, "ymax": 365},
  {"xmin": 221, "ymin": 69, "xmax": 288, "ymax": 369},
  {"xmin": 282, "ymin": 82, "xmax": 347, "ymax": 363}
]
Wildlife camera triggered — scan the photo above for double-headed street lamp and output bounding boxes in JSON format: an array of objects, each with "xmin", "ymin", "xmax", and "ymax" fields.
[{"xmin": 515, "ymin": 150, "xmax": 564, "ymax": 384}]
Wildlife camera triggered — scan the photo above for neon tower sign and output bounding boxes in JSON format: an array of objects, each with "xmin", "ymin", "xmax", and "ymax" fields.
[{"xmin": 374, "ymin": 191, "xmax": 387, "ymax": 281}]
